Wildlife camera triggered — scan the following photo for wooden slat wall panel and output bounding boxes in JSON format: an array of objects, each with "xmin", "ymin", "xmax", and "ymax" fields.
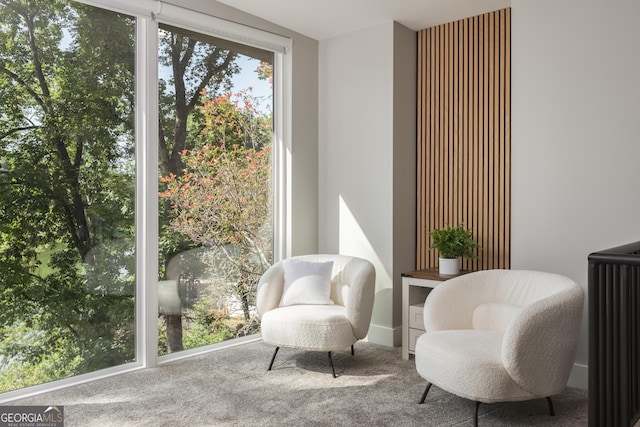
[{"xmin": 417, "ymin": 8, "xmax": 511, "ymax": 271}]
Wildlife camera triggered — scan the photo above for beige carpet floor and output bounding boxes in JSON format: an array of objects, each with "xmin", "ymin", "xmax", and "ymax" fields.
[{"xmin": 9, "ymin": 340, "xmax": 588, "ymax": 426}]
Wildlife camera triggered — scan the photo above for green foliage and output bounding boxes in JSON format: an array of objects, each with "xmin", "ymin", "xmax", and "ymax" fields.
[
  {"xmin": 429, "ymin": 223, "xmax": 478, "ymax": 259},
  {"xmin": 182, "ymin": 297, "xmax": 259, "ymax": 350},
  {"xmin": 156, "ymin": 23, "xmax": 239, "ymax": 178},
  {"xmin": 0, "ymin": 322, "xmax": 83, "ymax": 392},
  {"xmin": 0, "ymin": 0, "xmax": 138, "ymax": 390},
  {"xmin": 0, "ymin": 0, "xmax": 264, "ymax": 389},
  {"xmin": 157, "ymin": 321, "xmax": 169, "ymax": 357},
  {"xmin": 182, "ymin": 324, "xmax": 234, "ymax": 350},
  {"xmin": 0, "ymin": 353, "xmax": 83, "ymax": 392}
]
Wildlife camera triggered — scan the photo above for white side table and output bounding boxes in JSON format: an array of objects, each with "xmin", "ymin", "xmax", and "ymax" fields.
[{"xmin": 401, "ymin": 269, "xmax": 469, "ymax": 359}]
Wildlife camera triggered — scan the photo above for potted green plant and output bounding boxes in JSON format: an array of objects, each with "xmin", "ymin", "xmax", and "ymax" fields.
[{"xmin": 429, "ymin": 223, "xmax": 478, "ymax": 275}]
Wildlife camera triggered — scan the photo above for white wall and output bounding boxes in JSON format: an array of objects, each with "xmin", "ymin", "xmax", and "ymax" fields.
[
  {"xmin": 319, "ymin": 22, "xmax": 394, "ymax": 345},
  {"xmin": 319, "ymin": 22, "xmax": 416, "ymax": 346},
  {"xmin": 511, "ymin": 0, "xmax": 640, "ymax": 389}
]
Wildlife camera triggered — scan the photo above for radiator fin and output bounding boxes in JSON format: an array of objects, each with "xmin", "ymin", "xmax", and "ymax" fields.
[{"xmin": 589, "ymin": 242, "xmax": 640, "ymax": 426}]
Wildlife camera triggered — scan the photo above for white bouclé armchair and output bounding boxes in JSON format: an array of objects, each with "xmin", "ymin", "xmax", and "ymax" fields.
[
  {"xmin": 414, "ymin": 269, "xmax": 584, "ymax": 426},
  {"xmin": 256, "ymin": 254, "xmax": 375, "ymax": 378}
]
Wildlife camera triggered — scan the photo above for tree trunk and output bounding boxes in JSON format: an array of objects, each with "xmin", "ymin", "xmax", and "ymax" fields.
[
  {"xmin": 165, "ymin": 313, "xmax": 183, "ymax": 353},
  {"xmin": 159, "ymin": 34, "xmax": 235, "ymax": 352},
  {"xmin": 164, "ymin": 252, "xmax": 183, "ymax": 353},
  {"xmin": 241, "ymin": 292, "xmax": 250, "ymax": 322}
]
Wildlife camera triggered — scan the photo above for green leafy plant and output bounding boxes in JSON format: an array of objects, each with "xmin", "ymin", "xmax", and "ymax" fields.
[{"xmin": 429, "ymin": 224, "xmax": 478, "ymax": 259}]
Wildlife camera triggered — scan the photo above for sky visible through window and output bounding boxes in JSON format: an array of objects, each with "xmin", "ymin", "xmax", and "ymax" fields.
[
  {"xmin": 232, "ymin": 55, "xmax": 272, "ymax": 112},
  {"xmin": 158, "ymin": 51, "xmax": 271, "ymax": 112}
]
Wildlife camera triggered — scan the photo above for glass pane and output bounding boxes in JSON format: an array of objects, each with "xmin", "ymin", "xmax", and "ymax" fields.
[
  {"xmin": 0, "ymin": 1, "xmax": 136, "ymax": 392},
  {"xmin": 157, "ymin": 25, "xmax": 274, "ymax": 355}
]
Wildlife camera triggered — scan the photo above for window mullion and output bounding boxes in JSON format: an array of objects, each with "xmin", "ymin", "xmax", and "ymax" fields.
[{"xmin": 135, "ymin": 16, "xmax": 160, "ymax": 368}]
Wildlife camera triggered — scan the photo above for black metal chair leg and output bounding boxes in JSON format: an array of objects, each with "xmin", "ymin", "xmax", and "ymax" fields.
[
  {"xmin": 546, "ymin": 396, "xmax": 555, "ymax": 416},
  {"xmin": 351, "ymin": 344, "xmax": 354, "ymax": 356},
  {"xmin": 267, "ymin": 346, "xmax": 279, "ymax": 371},
  {"xmin": 419, "ymin": 382, "xmax": 432, "ymax": 404},
  {"xmin": 474, "ymin": 401, "xmax": 481, "ymax": 427},
  {"xmin": 328, "ymin": 351, "xmax": 337, "ymax": 378}
]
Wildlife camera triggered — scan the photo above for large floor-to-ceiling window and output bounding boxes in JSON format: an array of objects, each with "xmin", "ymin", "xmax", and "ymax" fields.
[
  {"xmin": 0, "ymin": 0, "xmax": 137, "ymax": 393},
  {"xmin": 0, "ymin": 0, "xmax": 288, "ymax": 398},
  {"xmin": 155, "ymin": 23, "xmax": 274, "ymax": 356}
]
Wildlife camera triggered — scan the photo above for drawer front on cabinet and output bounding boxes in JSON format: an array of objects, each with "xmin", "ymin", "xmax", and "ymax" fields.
[
  {"xmin": 409, "ymin": 303, "xmax": 425, "ymax": 329},
  {"xmin": 406, "ymin": 278, "xmax": 442, "ymax": 288},
  {"xmin": 409, "ymin": 328, "xmax": 425, "ymax": 352}
]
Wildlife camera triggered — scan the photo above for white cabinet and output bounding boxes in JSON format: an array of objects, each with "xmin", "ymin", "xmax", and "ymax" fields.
[{"xmin": 401, "ymin": 269, "xmax": 469, "ymax": 359}]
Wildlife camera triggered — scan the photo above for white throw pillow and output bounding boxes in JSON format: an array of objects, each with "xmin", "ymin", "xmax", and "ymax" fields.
[{"xmin": 280, "ymin": 260, "xmax": 334, "ymax": 306}]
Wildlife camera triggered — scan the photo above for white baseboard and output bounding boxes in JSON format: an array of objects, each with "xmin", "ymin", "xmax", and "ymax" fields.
[
  {"xmin": 365, "ymin": 323, "xmax": 402, "ymax": 347},
  {"xmin": 567, "ymin": 362, "xmax": 588, "ymax": 390}
]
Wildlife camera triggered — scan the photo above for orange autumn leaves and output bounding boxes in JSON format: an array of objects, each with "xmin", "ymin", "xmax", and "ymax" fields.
[
  {"xmin": 198, "ymin": 88, "xmax": 271, "ymax": 151},
  {"xmin": 159, "ymin": 88, "xmax": 272, "ymax": 258}
]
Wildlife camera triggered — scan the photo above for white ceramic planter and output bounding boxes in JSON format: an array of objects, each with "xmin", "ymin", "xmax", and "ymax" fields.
[{"xmin": 439, "ymin": 257, "xmax": 460, "ymax": 275}]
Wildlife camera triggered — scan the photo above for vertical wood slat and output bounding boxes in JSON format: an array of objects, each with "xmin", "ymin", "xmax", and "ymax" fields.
[
  {"xmin": 462, "ymin": 18, "xmax": 469, "ymax": 257},
  {"xmin": 431, "ymin": 27, "xmax": 438, "ymax": 267},
  {"xmin": 416, "ymin": 8, "xmax": 511, "ymax": 271},
  {"xmin": 504, "ymin": 8, "xmax": 511, "ymax": 269},
  {"xmin": 471, "ymin": 15, "xmax": 478, "ymax": 271}
]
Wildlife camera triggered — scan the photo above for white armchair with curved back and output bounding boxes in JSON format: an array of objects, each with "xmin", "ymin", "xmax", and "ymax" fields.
[
  {"xmin": 414, "ymin": 269, "xmax": 584, "ymax": 426},
  {"xmin": 256, "ymin": 254, "xmax": 376, "ymax": 378}
]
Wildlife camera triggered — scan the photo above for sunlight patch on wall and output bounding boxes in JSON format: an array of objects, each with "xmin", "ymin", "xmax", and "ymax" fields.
[{"xmin": 338, "ymin": 196, "xmax": 391, "ymax": 288}]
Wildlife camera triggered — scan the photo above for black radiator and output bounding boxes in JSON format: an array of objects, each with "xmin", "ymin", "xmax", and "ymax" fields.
[{"xmin": 589, "ymin": 241, "xmax": 640, "ymax": 426}]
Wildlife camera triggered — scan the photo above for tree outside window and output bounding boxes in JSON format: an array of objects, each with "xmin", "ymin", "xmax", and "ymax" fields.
[{"xmin": 0, "ymin": 0, "xmax": 275, "ymax": 393}]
